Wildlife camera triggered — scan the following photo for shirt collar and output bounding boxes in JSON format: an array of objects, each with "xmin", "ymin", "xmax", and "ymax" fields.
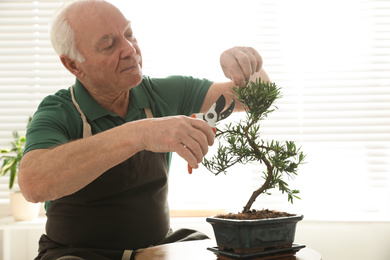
[{"xmin": 72, "ymin": 78, "xmax": 151, "ymax": 122}]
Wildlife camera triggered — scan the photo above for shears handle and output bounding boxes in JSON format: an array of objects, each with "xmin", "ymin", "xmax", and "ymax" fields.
[{"xmin": 187, "ymin": 114, "xmax": 216, "ymax": 174}]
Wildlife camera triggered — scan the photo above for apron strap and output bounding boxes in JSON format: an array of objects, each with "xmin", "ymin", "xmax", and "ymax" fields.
[
  {"xmin": 121, "ymin": 250, "xmax": 133, "ymax": 260},
  {"xmin": 144, "ymin": 107, "xmax": 154, "ymax": 119},
  {"xmin": 70, "ymin": 86, "xmax": 155, "ymax": 138},
  {"xmin": 70, "ymin": 86, "xmax": 93, "ymax": 138}
]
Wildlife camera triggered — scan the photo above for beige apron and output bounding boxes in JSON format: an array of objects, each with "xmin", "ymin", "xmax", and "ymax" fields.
[
  {"xmin": 42, "ymin": 87, "xmax": 170, "ymax": 260},
  {"xmin": 36, "ymin": 86, "xmax": 208, "ymax": 260}
]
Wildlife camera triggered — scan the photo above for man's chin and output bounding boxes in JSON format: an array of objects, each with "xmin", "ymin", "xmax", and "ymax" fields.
[{"xmin": 124, "ymin": 71, "xmax": 143, "ymax": 89}]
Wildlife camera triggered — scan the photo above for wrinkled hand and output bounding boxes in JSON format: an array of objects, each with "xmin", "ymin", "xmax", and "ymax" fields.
[
  {"xmin": 220, "ymin": 46, "xmax": 263, "ymax": 86},
  {"xmin": 140, "ymin": 116, "xmax": 215, "ymax": 169}
]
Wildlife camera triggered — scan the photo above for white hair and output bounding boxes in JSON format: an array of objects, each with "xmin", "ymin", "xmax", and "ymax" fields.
[{"xmin": 49, "ymin": 0, "xmax": 105, "ymax": 62}]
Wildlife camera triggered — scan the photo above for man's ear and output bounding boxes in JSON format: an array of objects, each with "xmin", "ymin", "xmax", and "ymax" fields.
[{"xmin": 60, "ymin": 54, "xmax": 84, "ymax": 78}]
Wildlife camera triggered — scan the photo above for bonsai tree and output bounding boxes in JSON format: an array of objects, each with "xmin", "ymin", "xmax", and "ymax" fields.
[
  {"xmin": 0, "ymin": 117, "xmax": 31, "ymax": 190},
  {"xmin": 203, "ymin": 79, "xmax": 306, "ymax": 214}
]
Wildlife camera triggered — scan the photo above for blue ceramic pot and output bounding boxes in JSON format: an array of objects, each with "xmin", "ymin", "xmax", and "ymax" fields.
[{"xmin": 206, "ymin": 214, "xmax": 303, "ymax": 253}]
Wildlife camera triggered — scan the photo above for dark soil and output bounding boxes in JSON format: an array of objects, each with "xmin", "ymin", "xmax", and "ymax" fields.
[{"xmin": 215, "ymin": 209, "xmax": 295, "ymax": 220}]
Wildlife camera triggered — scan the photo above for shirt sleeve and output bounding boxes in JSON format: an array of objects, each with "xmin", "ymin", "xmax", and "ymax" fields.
[{"xmin": 24, "ymin": 91, "xmax": 83, "ymax": 155}]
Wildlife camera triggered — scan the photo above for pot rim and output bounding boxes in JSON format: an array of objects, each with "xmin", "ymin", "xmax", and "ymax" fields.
[{"xmin": 206, "ymin": 214, "xmax": 303, "ymax": 225}]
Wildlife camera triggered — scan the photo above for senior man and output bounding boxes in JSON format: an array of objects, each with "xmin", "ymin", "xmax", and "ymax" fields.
[{"xmin": 18, "ymin": 0, "xmax": 270, "ymax": 259}]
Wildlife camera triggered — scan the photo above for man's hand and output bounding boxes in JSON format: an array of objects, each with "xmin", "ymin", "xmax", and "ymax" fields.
[
  {"xmin": 139, "ymin": 116, "xmax": 215, "ymax": 170},
  {"xmin": 220, "ymin": 46, "xmax": 263, "ymax": 86}
]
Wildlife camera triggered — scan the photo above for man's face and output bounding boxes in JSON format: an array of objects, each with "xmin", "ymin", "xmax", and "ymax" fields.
[{"xmin": 69, "ymin": 2, "xmax": 143, "ymax": 93}]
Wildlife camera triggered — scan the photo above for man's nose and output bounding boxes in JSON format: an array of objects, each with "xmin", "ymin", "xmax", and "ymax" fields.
[{"xmin": 121, "ymin": 39, "xmax": 137, "ymax": 59}]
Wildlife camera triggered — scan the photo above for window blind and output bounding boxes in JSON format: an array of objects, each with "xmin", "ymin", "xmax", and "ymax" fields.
[
  {"xmin": 0, "ymin": 0, "xmax": 73, "ymax": 207},
  {"xmin": 0, "ymin": 0, "xmax": 389, "ymax": 221}
]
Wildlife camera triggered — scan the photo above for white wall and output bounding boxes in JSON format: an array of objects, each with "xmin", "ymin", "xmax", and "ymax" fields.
[{"xmin": 296, "ymin": 221, "xmax": 390, "ymax": 260}]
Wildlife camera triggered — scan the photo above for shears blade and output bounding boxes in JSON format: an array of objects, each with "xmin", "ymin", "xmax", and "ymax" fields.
[
  {"xmin": 218, "ymin": 98, "xmax": 235, "ymax": 121},
  {"xmin": 213, "ymin": 95, "xmax": 226, "ymax": 115},
  {"xmin": 188, "ymin": 94, "xmax": 235, "ymax": 174}
]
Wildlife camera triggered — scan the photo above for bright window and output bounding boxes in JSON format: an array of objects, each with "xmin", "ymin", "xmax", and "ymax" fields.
[{"xmin": 1, "ymin": 0, "xmax": 389, "ymax": 221}]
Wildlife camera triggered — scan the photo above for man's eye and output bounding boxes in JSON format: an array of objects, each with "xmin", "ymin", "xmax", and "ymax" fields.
[{"xmin": 105, "ymin": 42, "xmax": 116, "ymax": 50}]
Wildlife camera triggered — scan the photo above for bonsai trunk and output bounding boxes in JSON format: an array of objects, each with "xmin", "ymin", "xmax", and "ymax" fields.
[
  {"xmin": 242, "ymin": 130, "xmax": 274, "ymax": 213},
  {"xmin": 242, "ymin": 167, "xmax": 273, "ymax": 213}
]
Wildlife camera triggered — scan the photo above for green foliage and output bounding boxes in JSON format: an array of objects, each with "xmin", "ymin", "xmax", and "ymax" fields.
[
  {"xmin": 0, "ymin": 117, "xmax": 31, "ymax": 190},
  {"xmin": 203, "ymin": 79, "xmax": 306, "ymax": 213}
]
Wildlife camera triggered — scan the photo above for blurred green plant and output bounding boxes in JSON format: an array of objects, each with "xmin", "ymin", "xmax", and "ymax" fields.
[{"xmin": 0, "ymin": 117, "xmax": 31, "ymax": 190}]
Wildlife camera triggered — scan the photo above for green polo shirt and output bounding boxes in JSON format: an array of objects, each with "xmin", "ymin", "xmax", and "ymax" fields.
[{"xmin": 25, "ymin": 75, "xmax": 213, "ymax": 166}]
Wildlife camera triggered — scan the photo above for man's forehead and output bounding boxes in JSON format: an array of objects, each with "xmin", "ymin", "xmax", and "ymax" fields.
[
  {"xmin": 98, "ymin": 20, "xmax": 131, "ymax": 37},
  {"xmin": 69, "ymin": 2, "xmax": 131, "ymax": 38}
]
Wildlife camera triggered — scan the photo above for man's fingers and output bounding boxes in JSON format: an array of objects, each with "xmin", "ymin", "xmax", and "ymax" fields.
[
  {"xmin": 186, "ymin": 118, "xmax": 216, "ymax": 162},
  {"xmin": 141, "ymin": 116, "xmax": 215, "ymax": 169},
  {"xmin": 252, "ymin": 49, "xmax": 263, "ymax": 72},
  {"xmin": 180, "ymin": 117, "xmax": 216, "ymax": 167},
  {"xmin": 220, "ymin": 46, "xmax": 263, "ymax": 86},
  {"xmin": 163, "ymin": 116, "xmax": 214, "ymax": 168},
  {"xmin": 174, "ymin": 143, "xmax": 199, "ymax": 169},
  {"xmin": 180, "ymin": 134, "xmax": 206, "ymax": 163},
  {"xmin": 236, "ymin": 50, "xmax": 254, "ymax": 80},
  {"xmin": 189, "ymin": 117, "xmax": 215, "ymax": 147}
]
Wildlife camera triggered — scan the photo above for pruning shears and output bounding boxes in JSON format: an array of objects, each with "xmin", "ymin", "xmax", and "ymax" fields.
[{"xmin": 188, "ymin": 94, "xmax": 235, "ymax": 174}]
